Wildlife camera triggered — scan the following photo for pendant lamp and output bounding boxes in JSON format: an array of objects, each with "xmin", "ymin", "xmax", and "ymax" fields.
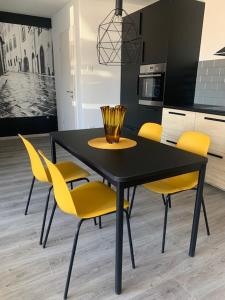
[{"xmin": 97, "ymin": 0, "xmax": 142, "ymax": 66}]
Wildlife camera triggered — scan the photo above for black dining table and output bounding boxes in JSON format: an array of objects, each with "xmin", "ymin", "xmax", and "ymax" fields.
[{"xmin": 50, "ymin": 128, "xmax": 207, "ymax": 295}]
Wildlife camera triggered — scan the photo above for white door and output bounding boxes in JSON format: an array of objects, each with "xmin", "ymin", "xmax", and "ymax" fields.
[{"xmin": 58, "ymin": 12, "xmax": 76, "ymax": 130}]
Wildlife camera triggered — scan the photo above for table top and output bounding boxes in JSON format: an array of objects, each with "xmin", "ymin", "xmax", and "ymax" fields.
[{"xmin": 51, "ymin": 128, "xmax": 207, "ymax": 187}]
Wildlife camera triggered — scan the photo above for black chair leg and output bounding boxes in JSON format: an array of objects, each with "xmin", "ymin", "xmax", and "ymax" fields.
[
  {"xmin": 128, "ymin": 186, "xmax": 137, "ymax": 218},
  {"xmin": 40, "ymin": 186, "xmax": 53, "ymax": 245},
  {"xmin": 99, "ymin": 216, "xmax": 102, "ymax": 229},
  {"xmin": 94, "ymin": 218, "xmax": 97, "ymax": 226},
  {"xmin": 102, "ymin": 178, "xmax": 105, "ymax": 183},
  {"xmin": 127, "ymin": 188, "xmax": 130, "ymax": 202},
  {"xmin": 43, "ymin": 200, "xmax": 57, "ymax": 248},
  {"xmin": 64, "ymin": 219, "xmax": 84, "ymax": 300},
  {"xmin": 162, "ymin": 195, "xmax": 169, "ymax": 253},
  {"xmin": 201, "ymin": 196, "xmax": 210, "ymax": 236},
  {"xmin": 168, "ymin": 195, "xmax": 172, "ymax": 208},
  {"xmin": 24, "ymin": 176, "xmax": 35, "ymax": 215},
  {"xmin": 162, "ymin": 194, "xmax": 172, "ymax": 208},
  {"xmin": 70, "ymin": 182, "xmax": 73, "ymax": 189},
  {"xmin": 124, "ymin": 209, "xmax": 135, "ymax": 269}
]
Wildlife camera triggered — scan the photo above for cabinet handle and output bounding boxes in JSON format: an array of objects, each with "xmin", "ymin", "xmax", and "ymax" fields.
[
  {"xmin": 208, "ymin": 152, "xmax": 223, "ymax": 159},
  {"xmin": 169, "ymin": 111, "xmax": 186, "ymax": 116},
  {"xmin": 139, "ymin": 12, "xmax": 143, "ymax": 35},
  {"xmin": 204, "ymin": 117, "xmax": 225, "ymax": 123},
  {"xmin": 166, "ymin": 140, "xmax": 177, "ymax": 145},
  {"xmin": 142, "ymin": 41, "xmax": 145, "ymax": 63},
  {"xmin": 137, "ymin": 76, "xmax": 139, "ymax": 95}
]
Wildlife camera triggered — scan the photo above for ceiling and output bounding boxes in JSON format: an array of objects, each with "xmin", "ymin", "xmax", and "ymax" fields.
[{"xmin": 0, "ymin": 0, "xmax": 155, "ymax": 18}]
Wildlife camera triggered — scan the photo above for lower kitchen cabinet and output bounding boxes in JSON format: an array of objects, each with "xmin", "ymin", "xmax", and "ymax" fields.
[
  {"xmin": 195, "ymin": 113, "xmax": 225, "ymax": 157},
  {"xmin": 137, "ymin": 106, "xmax": 162, "ymax": 130},
  {"xmin": 161, "ymin": 108, "xmax": 196, "ymax": 144},
  {"xmin": 162, "ymin": 107, "xmax": 225, "ymax": 191}
]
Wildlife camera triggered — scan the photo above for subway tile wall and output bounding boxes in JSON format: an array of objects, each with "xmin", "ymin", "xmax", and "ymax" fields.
[{"xmin": 194, "ymin": 59, "xmax": 225, "ymax": 106}]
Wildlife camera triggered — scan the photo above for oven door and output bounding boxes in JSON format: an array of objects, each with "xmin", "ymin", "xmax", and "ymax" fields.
[{"xmin": 138, "ymin": 73, "xmax": 164, "ymax": 107}]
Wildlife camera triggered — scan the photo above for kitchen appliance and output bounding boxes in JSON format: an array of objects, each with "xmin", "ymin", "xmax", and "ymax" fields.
[{"xmin": 138, "ymin": 63, "xmax": 166, "ymax": 107}]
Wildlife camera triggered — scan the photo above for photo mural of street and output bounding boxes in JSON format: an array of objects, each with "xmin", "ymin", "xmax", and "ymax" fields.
[{"xmin": 0, "ymin": 22, "xmax": 56, "ymax": 118}]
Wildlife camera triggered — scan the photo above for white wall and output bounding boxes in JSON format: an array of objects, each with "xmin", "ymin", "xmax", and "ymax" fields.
[
  {"xmin": 52, "ymin": 1, "xmax": 74, "ymax": 130},
  {"xmin": 52, "ymin": 0, "xmax": 156, "ymax": 130},
  {"xmin": 78, "ymin": 0, "xmax": 158, "ymax": 129},
  {"xmin": 199, "ymin": 0, "xmax": 225, "ymax": 61}
]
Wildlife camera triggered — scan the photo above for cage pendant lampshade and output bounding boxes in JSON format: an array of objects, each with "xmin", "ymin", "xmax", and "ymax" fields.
[{"xmin": 97, "ymin": 0, "xmax": 142, "ymax": 66}]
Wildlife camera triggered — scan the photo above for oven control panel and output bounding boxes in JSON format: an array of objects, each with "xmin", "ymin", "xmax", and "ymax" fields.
[{"xmin": 140, "ymin": 63, "xmax": 166, "ymax": 74}]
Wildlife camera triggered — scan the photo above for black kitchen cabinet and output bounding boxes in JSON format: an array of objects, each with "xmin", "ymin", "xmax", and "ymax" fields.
[
  {"xmin": 137, "ymin": 106, "xmax": 162, "ymax": 130},
  {"xmin": 141, "ymin": 1, "xmax": 169, "ymax": 64},
  {"xmin": 164, "ymin": 0, "xmax": 205, "ymax": 106},
  {"xmin": 121, "ymin": 0, "xmax": 205, "ymax": 130},
  {"xmin": 121, "ymin": 63, "xmax": 139, "ymax": 131},
  {"xmin": 121, "ymin": 11, "xmax": 140, "ymax": 131}
]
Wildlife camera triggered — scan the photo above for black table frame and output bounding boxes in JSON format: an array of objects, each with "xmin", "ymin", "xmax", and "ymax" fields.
[{"xmin": 50, "ymin": 129, "xmax": 207, "ymax": 295}]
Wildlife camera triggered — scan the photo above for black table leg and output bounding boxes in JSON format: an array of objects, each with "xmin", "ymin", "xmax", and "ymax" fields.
[
  {"xmin": 115, "ymin": 183, "xmax": 124, "ymax": 294},
  {"xmin": 50, "ymin": 136, "xmax": 56, "ymax": 163},
  {"xmin": 189, "ymin": 164, "xmax": 206, "ymax": 257}
]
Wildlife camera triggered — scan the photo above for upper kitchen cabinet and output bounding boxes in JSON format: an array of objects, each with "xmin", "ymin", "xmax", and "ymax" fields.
[
  {"xmin": 121, "ymin": 11, "xmax": 140, "ymax": 131},
  {"xmin": 140, "ymin": 1, "xmax": 169, "ymax": 64},
  {"xmin": 164, "ymin": 0, "xmax": 205, "ymax": 106}
]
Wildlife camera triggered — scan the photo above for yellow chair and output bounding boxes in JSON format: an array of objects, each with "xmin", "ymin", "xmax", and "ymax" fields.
[
  {"xmin": 128, "ymin": 122, "xmax": 163, "ymax": 216},
  {"xmin": 19, "ymin": 134, "xmax": 90, "ymax": 245},
  {"xmin": 39, "ymin": 151, "xmax": 135, "ymax": 300},
  {"xmin": 138, "ymin": 122, "xmax": 163, "ymax": 142},
  {"xmin": 143, "ymin": 131, "xmax": 211, "ymax": 253}
]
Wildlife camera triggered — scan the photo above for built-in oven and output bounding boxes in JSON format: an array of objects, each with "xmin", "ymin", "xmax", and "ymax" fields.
[{"xmin": 138, "ymin": 63, "xmax": 166, "ymax": 107}]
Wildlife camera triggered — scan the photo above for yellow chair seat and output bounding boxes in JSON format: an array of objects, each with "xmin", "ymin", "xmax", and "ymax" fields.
[
  {"xmin": 54, "ymin": 161, "xmax": 90, "ymax": 183},
  {"xmin": 144, "ymin": 171, "xmax": 198, "ymax": 195},
  {"xmin": 70, "ymin": 181, "xmax": 129, "ymax": 218},
  {"xmin": 43, "ymin": 161, "xmax": 89, "ymax": 183}
]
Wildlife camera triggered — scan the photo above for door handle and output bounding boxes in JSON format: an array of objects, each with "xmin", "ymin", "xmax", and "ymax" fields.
[{"xmin": 66, "ymin": 91, "xmax": 73, "ymax": 94}]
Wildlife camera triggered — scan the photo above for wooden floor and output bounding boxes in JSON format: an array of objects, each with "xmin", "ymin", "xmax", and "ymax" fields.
[{"xmin": 1, "ymin": 136, "xmax": 225, "ymax": 300}]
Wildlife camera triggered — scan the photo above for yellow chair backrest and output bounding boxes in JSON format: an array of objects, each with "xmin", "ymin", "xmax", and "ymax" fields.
[
  {"xmin": 19, "ymin": 134, "xmax": 49, "ymax": 182},
  {"xmin": 138, "ymin": 122, "xmax": 163, "ymax": 142},
  {"xmin": 39, "ymin": 151, "xmax": 77, "ymax": 216},
  {"xmin": 176, "ymin": 131, "xmax": 210, "ymax": 157}
]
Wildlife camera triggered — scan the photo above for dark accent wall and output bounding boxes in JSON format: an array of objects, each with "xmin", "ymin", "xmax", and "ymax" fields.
[
  {"xmin": 0, "ymin": 11, "xmax": 51, "ymax": 28},
  {"xmin": 0, "ymin": 116, "xmax": 57, "ymax": 136}
]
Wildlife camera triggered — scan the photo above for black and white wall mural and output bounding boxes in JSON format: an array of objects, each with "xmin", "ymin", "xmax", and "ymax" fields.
[
  {"xmin": 0, "ymin": 23, "xmax": 56, "ymax": 118},
  {"xmin": 0, "ymin": 12, "xmax": 57, "ymax": 136}
]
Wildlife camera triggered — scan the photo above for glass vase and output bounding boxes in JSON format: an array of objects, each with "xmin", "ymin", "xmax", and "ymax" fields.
[{"xmin": 100, "ymin": 105, "xmax": 127, "ymax": 144}]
